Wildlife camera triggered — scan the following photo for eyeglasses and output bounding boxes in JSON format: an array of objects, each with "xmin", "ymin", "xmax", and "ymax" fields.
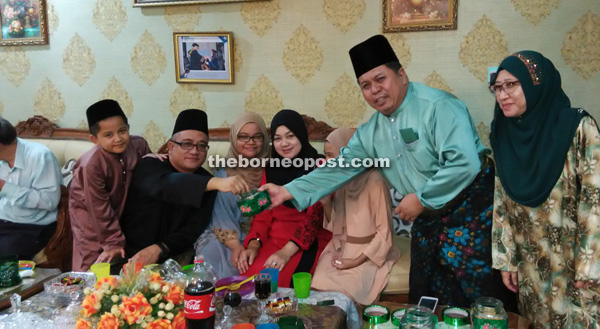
[
  {"xmin": 237, "ymin": 134, "xmax": 264, "ymax": 143},
  {"xmin": 170, "ymin": 140, "xmax": 210, "ymax": 152},
  {"xmin": 489, "ymin": 80, "xmax": 521, "ymax": 95}
]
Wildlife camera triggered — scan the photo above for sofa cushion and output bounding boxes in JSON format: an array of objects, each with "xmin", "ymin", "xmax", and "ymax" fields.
[
  {"xmin": 26, "ymin": 138, "xmax": 94, "ymax": 168},
  {"xmin": 61, "ymin": 159, "xmax": 76, "ymax": 187},
  {"xmin": 382, "ymin": 235, "xmax": 411, "ymax": 295},
  {"xmin": 390, "ymin": 188, "xmax": 413, "ymax": 237}
]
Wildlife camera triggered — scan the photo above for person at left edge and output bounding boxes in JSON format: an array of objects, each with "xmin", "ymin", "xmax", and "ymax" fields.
[
  {"xmin": 120, "ymin": 109, "xmax": 250, "ymax": 266},
  {"xmin": 0, "ymin": 117, "xmax": 61, "ymax": 260},
  {"xmin": 69, "ymin": 99, "xmax": 151, "ymax": 271}
]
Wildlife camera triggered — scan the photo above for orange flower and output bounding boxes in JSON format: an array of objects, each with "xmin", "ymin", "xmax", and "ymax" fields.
[
  {"xmin": 98, "ymin": 312, "xmax": 120, "ymax": 329},
  {"xmin": 172, "ymin": 310, "xmax": 186, "ymax": 329},
  {"xmin": 75, "ymin": 319, "xmax": 92, "ymax": 329},
  {"xmin": 119, "ymin": 292, "xmax": 153, "ymax": 325},
  {"xmin": 147, "ymin": 319, "xmax": 173, "ymax": 329},
  {"xmin": 95, "ymin": 276, "xmax": 119, "ymax": 290},
  {"xmin": 122, "ymin": 261, "xmax": 143, "ymax": 275},
  {"xmin": 81, "ymin": 293, "xmax": 99, "ymax": 317},
  {"xmin": 164, "ymin": 284, "xmax": 184, "ymax": 305},
  {"xmin": 149, "ymin": 272, "xmax": 165, "ymax": 284}
]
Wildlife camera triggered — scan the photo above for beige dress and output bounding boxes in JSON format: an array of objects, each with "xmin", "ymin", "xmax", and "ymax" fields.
[{"xmin": 311, "ymin": 169, "xmax": 400, "ymax": 305}]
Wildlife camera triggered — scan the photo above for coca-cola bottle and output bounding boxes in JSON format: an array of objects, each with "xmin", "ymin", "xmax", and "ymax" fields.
[{"xmin": 184, "ymin": 255, "xmax": 218, "ymax": 329}]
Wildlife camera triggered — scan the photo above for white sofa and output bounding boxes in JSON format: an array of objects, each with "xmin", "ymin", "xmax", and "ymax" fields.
[{"xmin": 17, "ymin": 115, "xmax": 410, "ymax": 298}]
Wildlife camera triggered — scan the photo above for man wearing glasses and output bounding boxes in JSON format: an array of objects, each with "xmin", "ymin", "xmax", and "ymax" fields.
[{"xmin": 120, "ymin": 109, "xmax": 249, "ymax": 266}]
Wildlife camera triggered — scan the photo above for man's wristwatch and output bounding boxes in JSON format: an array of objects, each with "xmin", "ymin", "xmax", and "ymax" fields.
[{"xmin": 157, "ymin": 243, "xmax": 169, "ymax": 259}]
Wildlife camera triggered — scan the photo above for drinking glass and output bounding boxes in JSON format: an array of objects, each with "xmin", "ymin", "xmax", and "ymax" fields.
[
  {"xmin": 218, "ymin": 291, "xmax": 242, "ymax": 329},
  {"xmin": 254, "ymin": 273, "xmax": 271, "ymax": 324},
  {"xmin": 225, "ymin": 291, "xmax": 242, "ymax": 307}
]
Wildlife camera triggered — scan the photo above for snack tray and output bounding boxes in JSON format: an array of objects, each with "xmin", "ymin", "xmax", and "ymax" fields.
[{"xmin": 43, "ymin": 272, "xmax": 96, "ymax": 297}]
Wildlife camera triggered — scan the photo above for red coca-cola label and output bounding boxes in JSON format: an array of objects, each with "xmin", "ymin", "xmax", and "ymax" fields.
[{"xmin": 184, "ymin": 292, "xmax": 215, "ymax": 319}]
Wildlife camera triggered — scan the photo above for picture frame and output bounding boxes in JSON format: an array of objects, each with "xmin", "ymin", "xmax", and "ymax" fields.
[
  {"xmin": 173, "ymin": 32, "xmax": 234, "ymax": 84},
  {"xmin": 133, "ymin": 0, "xmax": 265, "ymax": 7},
  {"xmin": 383, "ymin": 0, "xmax": 458, "ymax": 33},
  {"xmin": 0, "ymin": 0, "xmax": 48, "ymax": 46}
]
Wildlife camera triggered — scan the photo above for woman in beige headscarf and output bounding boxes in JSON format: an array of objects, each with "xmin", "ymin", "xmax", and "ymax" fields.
[
  {"xmin": 311, "ymin": 128, "xmax": 400, "ymax": 305},
  {"xmin": 195, "ymin": 112, "xmax": 269, "ymax": 278}
]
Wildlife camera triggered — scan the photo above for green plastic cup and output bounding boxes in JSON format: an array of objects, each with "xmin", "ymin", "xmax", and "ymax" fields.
[{"xmin": 292, "ymin": 272, "xmax": 311, "ymax": 299}]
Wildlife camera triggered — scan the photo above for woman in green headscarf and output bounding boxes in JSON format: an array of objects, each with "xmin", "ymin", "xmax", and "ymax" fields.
[{"xmin": 490, "ymin": 51, "xmax": 600, "ymax": 326}]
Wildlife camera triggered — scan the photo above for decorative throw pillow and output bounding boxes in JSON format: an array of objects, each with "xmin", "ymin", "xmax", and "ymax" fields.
[
  {"xmin": 390, "ymin": 188, "xmax": 412, "ymax": 237},
  {"xmin": 61, "ymin": 158, "xmax": 76, "ymax": 187}
]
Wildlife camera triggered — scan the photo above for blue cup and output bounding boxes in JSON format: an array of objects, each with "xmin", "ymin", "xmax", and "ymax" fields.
[
  {"xmin": 256, "ymin": 323, "xmax": 279, "ymax": 329},
  {"xmin": 260, "ymin": 267, "xmax": 279, "ymax": 293}
]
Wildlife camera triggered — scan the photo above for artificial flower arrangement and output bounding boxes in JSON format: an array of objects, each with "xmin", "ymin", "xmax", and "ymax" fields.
[{"xmin": 75, "ymin": 262, "xmax": 186, "ymax": 329}]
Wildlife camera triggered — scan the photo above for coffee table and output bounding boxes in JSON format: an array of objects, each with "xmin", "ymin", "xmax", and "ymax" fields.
[{"xmin": 0, "ymin": 284, "xmax": 359, "ymax": 329}]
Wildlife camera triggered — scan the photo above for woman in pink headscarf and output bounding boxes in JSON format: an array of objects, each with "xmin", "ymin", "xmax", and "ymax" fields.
[{"xmin": 311, "ymin": 128, "xmax": 400, "ymax": 305}]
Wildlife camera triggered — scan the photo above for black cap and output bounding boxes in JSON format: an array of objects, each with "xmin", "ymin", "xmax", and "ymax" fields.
[
  {"xmin": 349, "ymin": 35, "xmax": 400, "ymax": 79},
  {"xmin": 172, "ymin": 109, "xmax": 209, "ymax": 137},
  {"xmin": 86, "ymin": 99, "xmax": 127, "ymax": 128}
]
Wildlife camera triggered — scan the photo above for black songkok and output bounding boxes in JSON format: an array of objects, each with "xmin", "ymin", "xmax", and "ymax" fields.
[
  {"xmin": 86, "ymin": 99, "xmax": 127, "ymax": 128},
  {"xmin": 349, "ymin": 35, "xmax": 400, "ymax": 79},
  {"xmin": 172, "ymin": 109, "xmax": 209, "ymax": 137}
]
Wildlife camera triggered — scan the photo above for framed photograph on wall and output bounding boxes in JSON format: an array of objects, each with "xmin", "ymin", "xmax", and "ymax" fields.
[
  {"xmin": 383, "ymin": 0, "xmax": 458, "ymax": 32},
  {"xmin": 174, "ymin": 32, "xmax": 233, "ymax": 84},
  {"xmin": 134, "ymin": 0, "xmax": 265, "ymax": 7},
  {"xmin": 0, "ymin": 0, "xmax": 48, "ymax": 46}
]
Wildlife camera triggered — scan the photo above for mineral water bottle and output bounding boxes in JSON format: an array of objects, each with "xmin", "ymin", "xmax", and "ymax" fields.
[{"xmin": 184, "ymin": 256, "xmax": 218, "ymax": 329}]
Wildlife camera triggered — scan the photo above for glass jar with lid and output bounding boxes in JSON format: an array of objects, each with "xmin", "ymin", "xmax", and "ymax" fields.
[
  {"xmin": 470, "ymin": 297, "xmax": 508, "ymax": 329},
  {"xmin": 400, "ymin": 305, "xmax": 437, "ymax": 328}
]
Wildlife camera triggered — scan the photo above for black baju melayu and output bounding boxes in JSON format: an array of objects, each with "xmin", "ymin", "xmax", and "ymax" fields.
[{"xmin": 120, "ymin": 157, "xmax": 216, "ymax": 261}]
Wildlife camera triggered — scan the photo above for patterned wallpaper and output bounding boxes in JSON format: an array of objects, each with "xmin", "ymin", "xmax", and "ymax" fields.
[{"xmin": 0, "ymin": 0, "xmax": 598, "ymax": 151}]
